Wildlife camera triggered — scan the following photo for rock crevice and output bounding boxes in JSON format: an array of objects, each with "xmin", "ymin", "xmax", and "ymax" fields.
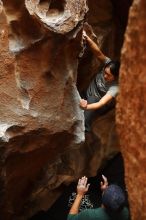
[{"xmin": 0, "ymin": 0, "xmax": 141, "ymax": 219}]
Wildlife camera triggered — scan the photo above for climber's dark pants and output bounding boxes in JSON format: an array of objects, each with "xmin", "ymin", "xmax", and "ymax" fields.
[{"xmin": 83, "ymin": 95, "xmax": 115, "ymax": 132}]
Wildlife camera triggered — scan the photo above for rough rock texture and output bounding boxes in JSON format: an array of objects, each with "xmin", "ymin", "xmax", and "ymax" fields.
[
  {"xmin": 25, "ymin": 0, "xmax": 88, "ymax": 34},
  {"xmin": 0, "ymin": 0, "xmax": 132, "ymax": 219},
  {"xmin": 117, "ymin": 0, "xmax": 146, "ymax": 220},
  {"xmin": 0, "ymin": 0, "xmax": 87, "ymax": 219}
]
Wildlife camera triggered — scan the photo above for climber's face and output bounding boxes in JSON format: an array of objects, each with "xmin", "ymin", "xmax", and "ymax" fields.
[{"xmin": 104, "ymin": 67, "xmax": 115, "ymax": 82}]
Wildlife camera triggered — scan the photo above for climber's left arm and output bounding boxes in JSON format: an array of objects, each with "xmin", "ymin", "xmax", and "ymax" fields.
[{"xmin": 80, "ymin": 94, "xmax": 113, "ymax": 110}]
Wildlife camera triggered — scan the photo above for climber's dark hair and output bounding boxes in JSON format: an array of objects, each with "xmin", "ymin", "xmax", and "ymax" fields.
[{"xmin": 105, "ymin": 61, "xmax": 120, "ymax": 78}]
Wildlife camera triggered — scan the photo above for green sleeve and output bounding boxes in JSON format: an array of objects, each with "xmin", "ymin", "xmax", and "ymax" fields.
[
  {"xmin": 67, "ymin": 209, "xmax": 91, "ymax": 220},
  {"xmin": 123, "ymin": 207, "xmax": 130, "ymax": 220},
  {"xmin": 67, "ymin": 214, "xmax": 79, "ymax": 220}
]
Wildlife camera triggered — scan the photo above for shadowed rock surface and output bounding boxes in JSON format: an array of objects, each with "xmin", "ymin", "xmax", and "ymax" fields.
[
  {"xmin": 117, "ymin": 0, "xmax": 146, "ymax": 219},
  {"xmin": 29, "ymin": 153, "xmax": 128, "ymax": 220},
  {"xmin": 2, "ymin": 0, "xmax": 145, "ymax": 220},
  {"xmin": 0, "ymin": 0, "xmax": 86, "ymax": 219}
]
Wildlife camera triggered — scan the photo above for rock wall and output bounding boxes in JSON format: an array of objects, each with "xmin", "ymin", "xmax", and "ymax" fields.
[
  {"xmin": 0, "ymin": 0, "xmax": 132, "ymax": 219},
  {"xmin": 117, "ymin": 0, "xmax": 146, "ymax": 220},
  {"xmin": 0, "ymin": 0, "xmax": 87, "ymax": 219}
]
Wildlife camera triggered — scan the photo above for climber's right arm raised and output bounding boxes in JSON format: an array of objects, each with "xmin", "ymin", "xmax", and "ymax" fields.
[{"xmin": 83, "ymin": 31, "xmax": 106, "ymax": 62}]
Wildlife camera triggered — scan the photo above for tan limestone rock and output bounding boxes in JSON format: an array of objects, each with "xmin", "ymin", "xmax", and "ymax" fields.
[
  {"xmin": 117, "ymin": 0, "xmax": 146, "ymax": 219},
  {"xmin": 0, "ymin": 0, "xmax": 132, "ymax": 219},
  {"xmin": 0, "ymin": 0, "xmax": 85, "ymax": 219}
]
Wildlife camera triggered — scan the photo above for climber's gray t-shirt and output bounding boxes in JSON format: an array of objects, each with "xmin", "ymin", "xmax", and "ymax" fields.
[{"xmin": 87, "ymin": 57, "xmax": 119, "ymax": 99}]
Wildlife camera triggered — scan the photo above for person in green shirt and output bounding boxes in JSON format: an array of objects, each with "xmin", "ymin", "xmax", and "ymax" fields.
[{"xmin": 67, "ymin": 175, "xmax": 130, "ymax": 220}]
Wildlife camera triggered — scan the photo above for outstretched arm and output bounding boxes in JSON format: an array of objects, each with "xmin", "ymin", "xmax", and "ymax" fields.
[
  {"xmin": 69, "ymin": 176, "xmax": 90, "ymax": 215},
  {"xmin": 83, "ymin": 31, "xmax": 107, "ymax": 62},
  {"xmin": 80, "ymin": 93, "xmax": 113, "ymax": 111}
]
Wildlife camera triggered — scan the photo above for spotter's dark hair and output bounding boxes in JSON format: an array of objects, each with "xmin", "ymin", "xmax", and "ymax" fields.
[{"xmin": 102, "ymin": 184, "xmax": 125, "ymax": 212}]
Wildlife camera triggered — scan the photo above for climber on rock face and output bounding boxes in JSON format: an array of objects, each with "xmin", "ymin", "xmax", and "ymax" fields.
[
  {"xmin": 80, "ymin": 31, "xmax": 120, "ymax": 132},
  {"xmin": 67, "ymin": 175, "xmax": 130, "ymax": 220}
]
